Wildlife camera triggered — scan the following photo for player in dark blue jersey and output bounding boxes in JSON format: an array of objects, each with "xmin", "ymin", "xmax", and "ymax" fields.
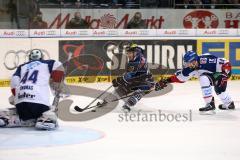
[
  {"xmin": 155, "ymin": 51, "xmax": 235, "ymax": 114},
  {"xmin": 111, "ymin": 43, "xmax": 154, "ymax": 112}
]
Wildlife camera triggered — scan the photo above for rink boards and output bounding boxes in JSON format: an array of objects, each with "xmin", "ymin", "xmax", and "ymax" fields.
[{"xmin": 0, "ymin": 37, "xmax": 240, "ymax": 87}]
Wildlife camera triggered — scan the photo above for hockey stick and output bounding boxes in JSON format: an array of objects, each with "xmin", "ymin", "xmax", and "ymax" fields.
[
  {"xmin": 74, "ymin": 72, "xmax": 161, "ymax": 113},
  {"xmin": 74, "ymin": 73, "xmax": 153, "ymax": 112},
  {"xmin": 74, "ymin": 85, "xmax": 113, "ymax": 112},
  {"xmin": 74, "ymin": 90, "xmax": 146, "ymax": 112},
  {"xmin": 53, "ymin": 52, "xmax": 73, "ymax": 113}
]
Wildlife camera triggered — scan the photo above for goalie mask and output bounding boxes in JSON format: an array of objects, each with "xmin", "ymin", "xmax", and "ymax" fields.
[{"xmin": 29, "ymin": 49, "xmax": 43, "ymax": 61}]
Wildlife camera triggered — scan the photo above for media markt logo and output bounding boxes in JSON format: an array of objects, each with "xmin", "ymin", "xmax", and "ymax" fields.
[
  {"xmin": 100, "ymin": 13, "xmax": 117, "ymax": 29},
  {"xmin": 183, "ymin": 10, "xmax": 219, "ymax": 29}
]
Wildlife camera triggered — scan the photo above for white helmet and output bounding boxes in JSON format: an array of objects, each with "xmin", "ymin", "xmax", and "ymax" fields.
[{"xmin": 29, "ymin": 49, "xmax": 43, "ymax": 61}]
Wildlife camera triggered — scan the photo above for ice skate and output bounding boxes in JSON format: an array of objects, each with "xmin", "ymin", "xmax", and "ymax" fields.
[
  {"xmin": 199, "ymin": 97, "xmax": 216, "ymax": 115},
  {"xmin": 219, "ymin": 101, "xmax": 235, "ymax": 110},
  {"xmin": 122, "ymin": 104, "xmax": 131, "ymax": 113}
]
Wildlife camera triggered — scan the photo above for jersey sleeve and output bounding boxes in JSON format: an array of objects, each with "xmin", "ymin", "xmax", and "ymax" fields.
[
  {"xmin": 51, "ymin": 61, "xmax": 65, "ymax": 83},
  {"xmin": 52, "ymin": 61, "xmax": 64, "ymax": 71},
  {"xmin": 169, "ymin": 67, "xmax": 195, "ymax": 83},
  {"xmin": 10, "ymin": 66, "xmax": 21, "ymax": 95}
]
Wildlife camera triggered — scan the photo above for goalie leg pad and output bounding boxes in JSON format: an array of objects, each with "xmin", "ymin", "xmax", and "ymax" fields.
[
  {"xmin": 0, "ymin": 108, "xmax": 35, "ymax": 127},
  {"xmin": 0, "ymin": 115, "xmax": 22, "ymax": 127},
  {"xmin": 0, "ymin": 108, "xmax": 19, "ymax": 127},
  {"xmin": 35, "ymin": 110, "xmax": 58, "ymax": 130}
]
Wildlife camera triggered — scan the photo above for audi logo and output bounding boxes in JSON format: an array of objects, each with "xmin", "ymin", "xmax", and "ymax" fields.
[
  {"xmin": 16, "ymin": 31, "xmax": 27, "ymax": 36},
  {"xmin": 46, "ymin": 30, "xmax": 56, "ymax": 35},
  {"xmin": 3, "ymin": 49, "xmax": 50, "ymax": 70}
]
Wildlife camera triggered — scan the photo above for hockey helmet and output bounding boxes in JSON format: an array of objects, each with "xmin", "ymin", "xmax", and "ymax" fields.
[
  {"xmin": 126, "ymin": 43, "xmax": 138, "ymax": 52},
  {"xmin": 183, "ymin": 51, "xmax": 198, "ymax": 63}
]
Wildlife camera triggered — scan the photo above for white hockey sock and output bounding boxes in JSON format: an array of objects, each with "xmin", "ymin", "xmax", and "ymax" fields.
[
  {"xmin": 199, "ymin": 75, "xmax": 213, "ymax": 104},
  {"xmin": 126, "ymin": 89, "xmax": 144, "ymax": 107},
  {"xmin": 201, "ymin": 86, "xmax": 213, "ymax": 104}
]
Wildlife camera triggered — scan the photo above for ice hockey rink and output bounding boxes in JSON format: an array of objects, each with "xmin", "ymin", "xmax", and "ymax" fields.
[{"xmin": 0, "ymin": 80, "xmax": 239, "ymax": 160}]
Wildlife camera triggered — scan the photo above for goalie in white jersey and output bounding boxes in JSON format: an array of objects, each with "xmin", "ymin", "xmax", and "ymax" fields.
[
  {"xmin": 155, "ymin": 51, "xmax": 235, "ymax": 114},
  {"xmin": 0, "ymin": 49, "xmax": 64, "ymax": 130}
]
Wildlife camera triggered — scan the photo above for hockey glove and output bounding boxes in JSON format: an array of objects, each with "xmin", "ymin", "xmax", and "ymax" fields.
[
  {"xmin": 112, "ymin": 77, "xmax": 129, "ymax": 88},
  {"xmin": 112, "ymin": 78, "xmax": 119, "ymax": 87},
  {"xmin": 222, "ymin": 62, "xmax": 232, "ymax": 78},
  {"xmin": 8, "ymin": 95, "xmax": 15, "ymax": 105},
  {"xmin": 155, "ymin": 79, "xmax": 168, "ymax": 91},
  {"xmin": 214, "ymin": 73, "xmax": 228, "ymax": 88}
]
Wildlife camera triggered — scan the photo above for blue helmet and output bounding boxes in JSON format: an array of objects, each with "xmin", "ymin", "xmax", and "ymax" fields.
[{"xmin": 183, "ymin": 51, "xmax": 198, "ymax": 63}]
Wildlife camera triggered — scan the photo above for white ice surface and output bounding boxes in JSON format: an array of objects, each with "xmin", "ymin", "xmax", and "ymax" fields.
[{"xmin": 0, "ymin": 81, "xmax": 240, "ymax": 160}]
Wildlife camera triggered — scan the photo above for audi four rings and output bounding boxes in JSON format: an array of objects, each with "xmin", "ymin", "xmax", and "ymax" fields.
[{"xmin": 3, "ymin": 49, "xmax": 50, "ymax": 70}]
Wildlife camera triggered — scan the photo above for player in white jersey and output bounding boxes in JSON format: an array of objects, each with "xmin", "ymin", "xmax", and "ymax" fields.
[
  {"xmin": 0, "ymin": 49, "xmax": 64, "ymax": 130},
  {"xmin": 155, "ymin": 51, "xmax": 235, "ymax": 114}
]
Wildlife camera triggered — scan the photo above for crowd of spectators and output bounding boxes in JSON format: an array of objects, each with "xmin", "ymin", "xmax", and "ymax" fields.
[
  {"xmin": 38, "ymin": 0, "xmax": 175, "ymax": 8},
  {"xmin": 65, "ymin": 11, "xmax": 89, "ymax": 29},
  {"xmin": 29, "ymin": 11, "xmax": 48, "ymax": 29},
  {"xmin": 0, "ymin": 0, "xmax": 239, "ymax": 29},
  {"xmin": 175, "ymin": 0, "xmax": 240, "ymax": 9},
  {"xmin": 37, "ymin": 0, "xmax": 239, "ymax": 8},
  {"xmin": 125, "ymin": 12, "xmax": 147, "ymax": 29},
  {"xmin": 7, "ymin": 0, "xmax": 20, "ymax": 28}
]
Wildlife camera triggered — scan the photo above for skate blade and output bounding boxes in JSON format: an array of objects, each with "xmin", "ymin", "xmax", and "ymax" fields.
[
  {"xmin": 199, "ymin": 110, "xmax": 216, "ymax": 115},
  {"xmin": 219, "ymin": 107, "xmax": 235, "ymax": 110},
  {"xmin": 91, "ymin": 109, "xmax": 97, "ymax": 112},
  {"xmin": 121, "ymin": 108, "xmax": 131, "ymax": 113}
]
